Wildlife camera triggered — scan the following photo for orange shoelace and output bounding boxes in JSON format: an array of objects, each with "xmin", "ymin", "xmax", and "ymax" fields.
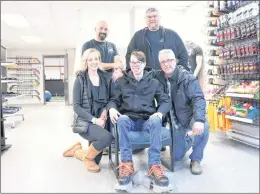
[
  {"xmin": 147, "ymin": 164, "xmax": 165, "ymax": 180},
  {"xmin": 116, "ymin": 162, "xmax": 134, "ymax": 177}
]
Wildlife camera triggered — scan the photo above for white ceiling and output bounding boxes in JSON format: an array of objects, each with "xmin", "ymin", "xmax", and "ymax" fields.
[{"xmin": 1, "ymin": 1, "xmax": 195, "ymax": 50}]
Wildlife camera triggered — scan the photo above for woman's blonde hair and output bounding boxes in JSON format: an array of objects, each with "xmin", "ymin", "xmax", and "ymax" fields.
[{"xmin": 78, "ymin": 48, "xmax": 103, "ymax": 71}]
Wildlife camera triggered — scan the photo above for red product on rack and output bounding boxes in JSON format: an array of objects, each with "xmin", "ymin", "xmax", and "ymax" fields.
[
  {"xmin": 231, "ymin": 46, "xmax": 237, "ymax": 59},
  {"xmin": 252, "ymin": 42, "xmax": 259, "ymax": 55},
  {"xmin": 235, "ymin": 26, "xmax": 241, "ymax": 39},
  {"xmin": 226, "ymin": 48, "xmax": 231, "ymax": 60},
  {"xmin": 226, "ymin": 28, "xmax": 231, "ymax": 41},
  {"xmin": 244, "ymin": 43, "xmax": 249, "ymax": 57},
  {"xmin": 230, "ymin": 27, "xmax": 236, "ymax": 40},
  {"xmin": 218, "ymin": 30, "xmax": 224, "ymax": 42},
  {"xmin": 236, "ymin": 45, "xmax": 241, "ymax": 58},
  {"xmin": 217, "ymin": 30, "xmax": 221, "ymax": 42},
  {"xmin": 219, "ymin": 49, "xmax": 224, "ymax": 59},
  {"xmin": 250, "ymin": 42, "xmax": 255, "ymax": 56},
  {"xmin": 240, "ymin": 44, "xmax": 245, "ymax": 58},
  {"xmin": 247, "ymin": 42, "xmax": 253, "ymax": 56},
  {"xmin": 222, "ymin": 29, "xmax": 227, "ymax": 41}
]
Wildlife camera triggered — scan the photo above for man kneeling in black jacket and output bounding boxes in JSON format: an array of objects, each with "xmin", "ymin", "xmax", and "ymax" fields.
[
  {"xmin": 153, "ymin": 49, "xmax": 209, "ymax": 175},
  {"xmin": 107, "ymin": 50, "xmax": 172, "ymax": 188}
]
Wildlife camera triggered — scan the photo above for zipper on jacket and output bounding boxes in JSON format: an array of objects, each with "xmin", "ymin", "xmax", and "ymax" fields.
[
  {"xmin": 144, "ymin": 34, "xmax": 156, "ymax": 69},
  {"xmin": 165, "ymin": 76, "xmax": 180, "ymax": 130},
  {"xmin": 143, "ymin": 27, "xmax": 166, "ymax": 70}
]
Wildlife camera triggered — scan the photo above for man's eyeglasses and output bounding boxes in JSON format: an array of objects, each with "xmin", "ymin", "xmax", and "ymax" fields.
[
  {"xmin": 146, "ymin": 15, "xmax": 159, "ymax": 19},
  {"xmin": 160, "ymin": 59, "xmax": 175, "ymax": 65},
  {"xmin": 130, "ymin": 61, "xmax": 143, "ymax": 65}
]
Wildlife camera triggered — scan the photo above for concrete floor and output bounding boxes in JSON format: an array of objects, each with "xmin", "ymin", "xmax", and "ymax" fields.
[{"xmin": 1, "ymin": 102, "xmax": 259, "ymax": 193}]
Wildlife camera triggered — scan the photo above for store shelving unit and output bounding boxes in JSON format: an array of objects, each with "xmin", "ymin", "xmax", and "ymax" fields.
[
  {"xmin": 203, "ymin": 1, "xmax": 227, "ymax": 100},
  {"xmin": 226, "ymin": 93, "xmax": 254, "ymax": 98},
  {"xmin": 6, "ymin": 57, "xmax": 42, "ymax": 102},
  {"xmin": 1, "ymin": 46, "xmax": 12, "ymax": 152},
  {"xmin": 1, "ymin": 63, "xmax": 25, "ymax": 129},
  {"xmin": 213, "ymin": 0, "xmax": 260, "ymax": 148}
]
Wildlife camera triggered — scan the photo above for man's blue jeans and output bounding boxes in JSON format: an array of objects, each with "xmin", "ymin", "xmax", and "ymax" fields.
[
  {"xmin": 117, "ymin": 115, "xmax": 162, "ymax": 167},
  {"xmin": 174, "ymin": 119, "xmax": 209, "ymax": 162}
]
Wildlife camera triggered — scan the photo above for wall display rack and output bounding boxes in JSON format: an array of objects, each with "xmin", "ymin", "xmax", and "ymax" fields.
[{"xmin": 207, "ymin": 0, "xmax": 259, "ymax": 148}]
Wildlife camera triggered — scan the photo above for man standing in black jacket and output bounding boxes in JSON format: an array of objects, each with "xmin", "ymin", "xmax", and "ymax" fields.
[
  {"xmin": 108, "ymin": 50, "xmax": 172, "ymax": 190},
  {"xmin": 154, "ymin": 49, "xmax": 209, "ymax": 175},
  {"xmin": 126, "ymin": 8, "xmax": 188, "ymax": 71}
]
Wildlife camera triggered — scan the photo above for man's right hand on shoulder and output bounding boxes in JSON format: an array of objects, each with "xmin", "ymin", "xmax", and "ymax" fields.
[
  {"xmin": 109, "ymin": 108, "xmax": 121, "ymax": 124},
  {"xmin": 112, "ymin": 68, "xmax": 124, "ymax": 82},
  {"xmin": 114, "ymin": 62, "xmax": 124, "ymax": 69},
  {"xmin": 114, "ymin": 56, "xmax": 126, "ymax": 70}
]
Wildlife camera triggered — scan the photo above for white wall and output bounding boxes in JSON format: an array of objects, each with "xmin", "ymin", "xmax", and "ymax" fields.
[
  {"xmin": 182, "ymin": 2, "xmax": 206, "ymax": 45},
  {"xmin": 66, "ymin": 48, "xmax": 75, "ymax": 105},
  {"xmin": 182, "ymin": 2, "xmax": 208, "ymax": 91},
  {"xmin": 74, "ymin": 7, "xmax": 186, "ymax": 72}
]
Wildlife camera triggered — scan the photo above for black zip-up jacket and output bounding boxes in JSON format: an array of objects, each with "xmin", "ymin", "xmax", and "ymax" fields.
[
  {"xmin": 126, "ymin": 26, "xmax": 189, "ymax": 71},
  {"xmin": 107, "ymin": 70, "xmax": 172, "ymax": 120},
  {"xmin": 73, "ymin": 70, "xmax": 111, "ymax": 123},
  {"xmin": 153, "ymin": 66, "xmax": 206, "ymax": 128}
]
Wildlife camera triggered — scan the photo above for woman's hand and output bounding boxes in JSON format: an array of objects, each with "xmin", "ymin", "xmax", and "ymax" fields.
[
  {"xmin": 100, "ymin": 109, "xmax": 107, "ymax": 121},
  {"xmin": 96, "ymin": 118, "xmax": 106, "ymax": 128}
]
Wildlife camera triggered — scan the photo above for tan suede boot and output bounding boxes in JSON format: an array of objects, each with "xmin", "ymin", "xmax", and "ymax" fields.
[
  {"xmin": 74, "ymin": 149, "xmax": 88, "ymax": 161},
  {"xmin": 63, "ymin": 142, "xmax": 82, "ymax": 157},
  {"xmin": 82, "ymin": 143, "xmax": 102, "ymax": 173}
]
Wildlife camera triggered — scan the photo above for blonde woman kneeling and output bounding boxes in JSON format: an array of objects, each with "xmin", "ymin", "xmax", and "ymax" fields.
[{"xmin": 63, "ymin": 48, "xmax": 113, "ymax": 172}]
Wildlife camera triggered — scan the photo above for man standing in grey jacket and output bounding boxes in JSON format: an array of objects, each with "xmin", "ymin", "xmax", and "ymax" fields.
[{"xmin": 126, "ymin": 8, "xmax": 189, "ymax": 71}]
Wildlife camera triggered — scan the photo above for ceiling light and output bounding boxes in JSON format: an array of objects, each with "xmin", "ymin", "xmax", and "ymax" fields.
[
  {"xmin": 1, "ymin": 13, "xmax": 30, "ymax": 28},
  {"xmin": 21, "ymin": 36, "xmax": 42, "ymax": 43}
]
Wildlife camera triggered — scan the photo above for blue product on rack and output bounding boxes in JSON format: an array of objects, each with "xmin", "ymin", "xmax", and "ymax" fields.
[{"xmin": 246, "ymin": 107, "xmax": 259, "ymax": 120}]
